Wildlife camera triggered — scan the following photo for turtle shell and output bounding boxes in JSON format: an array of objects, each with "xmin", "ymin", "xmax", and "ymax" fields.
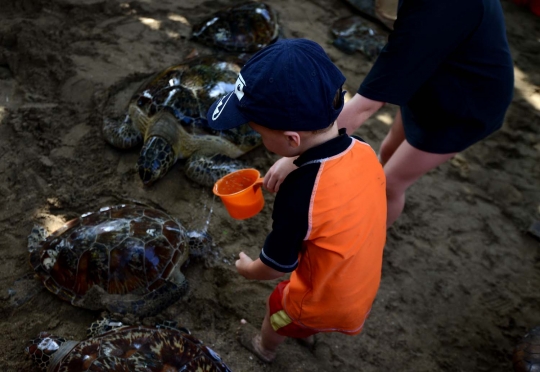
[
  {"xmin": 29, "ymin": 205, "xmax": 189, "ymax": 306},
  {"xmin": 192, "ymin": 1, "xmax": 279, "ymax": 52},
  {"xmin": 129, "ymin": 54, "xmax": 260, "ymax": 152},
  {"xmin": 27, "ymin": 325, "xmax": 231, "ymax": 372},
  {"xmin": 513, "ymin": 326, "xmax": 540, "ymax": 372}
]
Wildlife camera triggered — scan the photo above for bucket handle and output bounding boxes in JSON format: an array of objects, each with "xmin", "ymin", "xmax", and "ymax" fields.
[{"xmin": 253, "ymin": 177, "xmax": 264, "ymax": 191}]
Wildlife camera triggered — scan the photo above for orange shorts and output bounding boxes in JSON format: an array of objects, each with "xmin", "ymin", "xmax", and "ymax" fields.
[{"xmin": 269, "ymin": 280, "xmax": 318, "ymax": 339}]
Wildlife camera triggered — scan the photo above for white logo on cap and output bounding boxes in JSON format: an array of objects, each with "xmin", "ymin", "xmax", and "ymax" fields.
[
  {"xmin": 235, "ymin": 73, "xmax": 246, "ymax": 101},
  {"xmin": 212, "ymin": 73, "xmax": 246, "ymax": 121}
]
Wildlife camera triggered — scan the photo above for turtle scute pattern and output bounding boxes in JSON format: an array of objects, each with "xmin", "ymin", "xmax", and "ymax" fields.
[
  {"xmin": 103, "ymin": 55, "xmax": 262, "ymax": 186},
  {"xmin": 513, "ymin": 326, "xmax": 540, "ymax": 372},
  {"xmin": 26, "ymin": 322, "xmax": 232, "ymax": 372},
  {"xmin": 28, "ymin": 204, "xmax": 207, "ymax": 316},
  {"xmin": 192, "ymin": 1, "xmax": 280, "ymax": 52}
]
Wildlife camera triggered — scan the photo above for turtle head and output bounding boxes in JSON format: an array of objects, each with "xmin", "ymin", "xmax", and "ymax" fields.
[
  {"xmin": 28, "ymin": 225, "xmax": 48, "ymax": 253},
  {"xmin": 187, "ymin": 230, "xmax": 213, "ymax": 257},
  {"xmin": 25, "ymin": 332, "xmax": 66, "ymax": 371},
  {"xmin": 137, "ymin": 136, "xmax": 176, "ymax": 185}
]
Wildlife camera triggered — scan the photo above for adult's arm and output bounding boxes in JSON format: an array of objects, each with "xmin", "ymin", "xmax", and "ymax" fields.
[
  {"xmin": 340, "ymin": 0, "xmax": 483, "ymax": 134},
  {"xmin": 337, "ymin": 94, "xmax": 385, "ymax": 135}
]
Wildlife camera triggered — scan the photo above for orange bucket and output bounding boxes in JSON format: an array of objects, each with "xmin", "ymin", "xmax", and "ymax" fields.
[{"xmin": 213, "ymin": 168, "xmax": 265, "ymax": 220}]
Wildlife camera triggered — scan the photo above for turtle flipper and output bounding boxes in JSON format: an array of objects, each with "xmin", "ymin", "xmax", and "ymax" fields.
[
  {"xmin": 28, "ymin": 225, "xmax": 48, "ymax": 252},
  {"xmin": 137, "ymin": 136, "xmax": 176, "ymax": 185},
  {"xmin": 87, "ymin": 317, "xmax": 125, "ymax": 338},
  {"xmin": 185, "ymin": 154, "xmax": 246, "ymax": 187},
  {"xmin": 103, "ymin": 115, "xmax": 143, "ymax": 149},
  {"xmin": 156, "ymin": 320, "xmax": 191, "ymax": 335}
]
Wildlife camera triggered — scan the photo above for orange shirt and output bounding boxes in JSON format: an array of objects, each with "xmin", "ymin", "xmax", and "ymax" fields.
[{"xmin": 260, "ymin": 130, "xmax": 386, "ymax": 334}]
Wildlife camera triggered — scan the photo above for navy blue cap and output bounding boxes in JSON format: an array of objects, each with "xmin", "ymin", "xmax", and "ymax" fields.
[{"xmin": 208, "ymin": 38, "xmax": 346, "ymax": 131}]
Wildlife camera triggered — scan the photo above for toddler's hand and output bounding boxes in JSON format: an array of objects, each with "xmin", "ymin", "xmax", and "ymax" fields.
[
  {"xmin": 264, "ymin": 157, "xmax": 298, "ymax": 193},
  {"xmin": 236, "ymin": 251, "xmax": 253, "ymax": 278}
]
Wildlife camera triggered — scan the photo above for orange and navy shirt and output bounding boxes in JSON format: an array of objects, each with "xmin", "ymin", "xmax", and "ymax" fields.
[{"xmin": 260, "ymin": 129, "xmax": 387, "ymax": 334}]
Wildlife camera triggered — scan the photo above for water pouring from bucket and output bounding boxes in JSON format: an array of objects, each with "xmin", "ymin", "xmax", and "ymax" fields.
[{"xmin": 213, "ymin": 168, "xmax": 265, "ymax": 220}]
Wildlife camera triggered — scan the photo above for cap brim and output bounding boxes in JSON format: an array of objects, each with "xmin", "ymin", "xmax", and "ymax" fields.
[{"xmin": 207, "ymin": 91, "xmax": 249, "ymax": 131}]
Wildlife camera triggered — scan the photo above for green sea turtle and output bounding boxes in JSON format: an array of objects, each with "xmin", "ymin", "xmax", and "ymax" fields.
[
  {"xmin": 192, "ymin": 1, "xmax": 279, "ymax": 52},
  {"xmin": 26, "ymin": 318, "xmax": 232, "ymax": 372},
  {"xmin": 331, "ymin": 15, "xmax": 387, "ymax": 60},
  {"xmin": 513, "ymin": 326, "xmax": 540, "ymax": 372},
  {"xmin": 103, "ymin": 55, "xmax": 262, "ymax": 187},
  {"xmin": 28, "ymin": 204, "xmax": 211, "ymax": 317}
]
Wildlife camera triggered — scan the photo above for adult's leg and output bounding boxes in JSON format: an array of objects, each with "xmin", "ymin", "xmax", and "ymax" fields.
[
  {"xmin": 384, "ymin": 141, "xmax": 456, "ymax": 227},
  {"xmin": 379, "ymin": 110, "xmax": 405, "ymax": 166}
]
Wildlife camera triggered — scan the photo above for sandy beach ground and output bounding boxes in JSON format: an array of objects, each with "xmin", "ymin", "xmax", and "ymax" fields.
[{"xmin": 0, "ymin": 0, "xmax": 539, "ymax": 371}]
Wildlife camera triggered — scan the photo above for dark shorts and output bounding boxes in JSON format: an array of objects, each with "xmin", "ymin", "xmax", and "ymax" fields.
[
  {"xmin": 401, "ymin": 105, "xmax": 504, "ymax": 154},
  {"xmin": 268, "ymin": 281, "xmax": 318, "ymax": 339}
]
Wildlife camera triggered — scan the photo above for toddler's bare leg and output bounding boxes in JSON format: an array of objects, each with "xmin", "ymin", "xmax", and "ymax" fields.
[
  {"xmin": 296, "ymin": 335, "xmax": 316, "ymax": 350},
  {"xmin": 259, "ymin": 298, "xmax": 286, "ymax": 353},
  {"xmin": 238, "ymin": 298, "xmax": 285, "ymax": 363}
]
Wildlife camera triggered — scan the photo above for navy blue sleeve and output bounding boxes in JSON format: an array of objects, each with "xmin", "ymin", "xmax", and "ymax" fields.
[
  {"xmin": 259, "ymin": 164, "xmax": 319, "ymax": 273},
  {"xmin": 359, "ymin": 0, "xmax": 484, "ymax": 105}
]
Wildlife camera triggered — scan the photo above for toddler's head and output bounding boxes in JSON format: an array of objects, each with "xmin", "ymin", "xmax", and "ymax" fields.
[{"xmin": 208, "ymin": 38, "xmax": 346, "ymax": 135}]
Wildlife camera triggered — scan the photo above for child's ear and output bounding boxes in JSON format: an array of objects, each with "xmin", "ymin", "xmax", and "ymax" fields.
[{"xmin": 284, "ymin": 131, "xmax": 301, "ymax": 148}]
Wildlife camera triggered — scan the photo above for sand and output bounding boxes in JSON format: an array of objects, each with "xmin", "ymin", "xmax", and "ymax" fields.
[{"xmin": 0, "ymin": 0, "xmax": 539, "ymax": 371}]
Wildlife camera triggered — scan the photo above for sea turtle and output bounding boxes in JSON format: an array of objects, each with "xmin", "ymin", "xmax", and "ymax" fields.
[
  {"xmin": 331, "ymin": 15, "xmax": 387, "ymax": 60},
  {"xmin": 26, "ymin": 318, "xmax": 232, "ymax": 372},
  {"xmin": 27, "ymin": 204, "xmax": 211, "ymax": 317},
  {"xmin": 513, "ymin": 326, "xmax": 540, "ymax": 372},
  {"xmin": 191, "ymin": 1, "xmax": 279, "ymax": 52},
  {"xmin": 102, "ymin": 55, "xmax": 262, "ymax": 187}
]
